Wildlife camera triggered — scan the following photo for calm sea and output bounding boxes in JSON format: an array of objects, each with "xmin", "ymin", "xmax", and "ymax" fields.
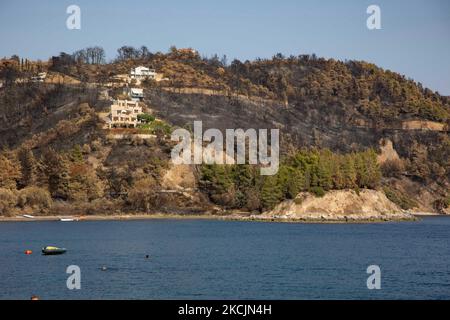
[{"xmin": 0, "ymin": 217, "xmax": 449, "ymax": 299}]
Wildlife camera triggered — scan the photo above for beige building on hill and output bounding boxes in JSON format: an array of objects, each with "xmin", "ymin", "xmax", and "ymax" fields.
[{"xmin": 109, "ymin": 100, "xmax": 143, "ymax": 128}]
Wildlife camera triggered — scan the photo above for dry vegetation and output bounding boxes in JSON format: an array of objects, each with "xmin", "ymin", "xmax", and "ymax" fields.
[{"xmin": 0, "ymin": 46, "xmax": 448, "ymax": 216}]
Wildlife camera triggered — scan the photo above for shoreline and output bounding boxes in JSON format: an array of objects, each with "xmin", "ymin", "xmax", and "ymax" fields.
[{"xmin": 0, "ymin": 212, "xmax": 442, "ymax": 223}]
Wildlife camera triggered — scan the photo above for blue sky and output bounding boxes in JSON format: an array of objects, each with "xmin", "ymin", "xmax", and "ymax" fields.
[{"xmin": 0, "ymin": 0, "xmax": 449, "ymax": 94}]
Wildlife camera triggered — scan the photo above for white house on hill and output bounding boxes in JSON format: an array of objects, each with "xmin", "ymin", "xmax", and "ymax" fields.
[
  {"xmin": 31, "ymin": 72, "xmax": 47, "ymax": 82},
  {"xmin": 130, "ymin": 88, "xmax": 144, "ymax": 101},
  {"xmin": 130, "ymin": 66, "xmax": 156, "ymax": 80},
  {"xmin": 123, "ymin": 87, "xmax": 144, "ymax": 101}
]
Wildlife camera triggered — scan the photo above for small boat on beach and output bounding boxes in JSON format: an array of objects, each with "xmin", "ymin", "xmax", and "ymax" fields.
[
  {"xmin": 60, "ymin": 218, "xmax": 75, "ymax": 222},
  {"xmin": 42, "ymin": 246, "xmax": 66, "ymax": 255}
]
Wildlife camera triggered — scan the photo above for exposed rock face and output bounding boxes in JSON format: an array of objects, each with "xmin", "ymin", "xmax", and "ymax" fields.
[
  {"xmin": 258, "ymin": 189, "xmax": 414, "ymax": 221},
  {"xmin": 377, "ymin": 138, "xmax": 400, "ymax": 164},
  {"xmin": 161, "ymin": 164, "xmax": 197, "ymax": 190}
]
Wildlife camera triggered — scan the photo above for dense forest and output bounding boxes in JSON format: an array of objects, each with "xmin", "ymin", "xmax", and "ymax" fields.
[{"xmin": 200, "ymin": 149, "xmax": 381, "ymax": 211}]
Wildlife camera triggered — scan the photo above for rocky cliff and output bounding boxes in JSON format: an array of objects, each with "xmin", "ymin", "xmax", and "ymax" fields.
[{"xmin": 258, "ymin": 189, "xmax": 414, "ymax": 222}]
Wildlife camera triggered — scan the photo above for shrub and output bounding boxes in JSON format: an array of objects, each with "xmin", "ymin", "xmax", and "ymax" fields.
[
  {"xmin": 433, "ymin": 197, "xmax": 450, "ymax": 213},
  {"xmin": 381, "ymin": 159, "xmax": 405, "ymax": 178},
  {"xmin": 130, "ymin": 135, "xmax": 144, "ymax": 146},
  {"xmin": 210, "ymin": 187, "xmax": 237, "ymax": 207},
  {"xmin": 90, "ymin": 139, "xmax": 102, "ymax": 151},
  {"xmin": 383, "ymin": 187, "xmax": 417, "ymax": 210},
  {"xmin": 82, "ymin": 144, "xmax": 91, "ymax": 154},
  {"xmin": 85, "ymin": 198, "xmax": 123, "ymax": 215},
  {"xmin": 55, "ymin": 120, "xmax": 78, "ymax": 138},
  {"xmin": 0, "ymin": 155, "xmax": 21, "ymax": 189},
  {"xmin": 17, "ymin": 186, "xmax": 52, "ymax": 213},
  {"xmin": 127, "ymin": 177, "xmax": 159, "ymax": 213},
  {"xmin": 137, "ymin": 113, "xmax": 155, "ymax": 124},
  {"xmin": 244, "ymin": 189, "xmax": 261, "ymax": 211},
  {"xmin": 310, "ymin": 186, "xmax": 325, "ymax": 197},
  {"xmin": 0, "ymin": 188, "xmax": 18, "ymax": 216}
]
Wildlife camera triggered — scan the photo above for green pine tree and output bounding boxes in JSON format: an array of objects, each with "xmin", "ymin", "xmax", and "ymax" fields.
[{"xmin": 261, "ymin": 175, "xmax": 283, "ymax": 210}]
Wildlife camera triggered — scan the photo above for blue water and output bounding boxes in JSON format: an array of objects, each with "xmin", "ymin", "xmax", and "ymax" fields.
[{"xmin": 0, "ymin": 217, "xmax": 449, "ymax": 299}]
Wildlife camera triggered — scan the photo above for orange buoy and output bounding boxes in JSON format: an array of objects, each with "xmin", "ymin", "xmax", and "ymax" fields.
[{"xmin": 24, "ymin": 250, "xmax": 33, "ymax": 255}]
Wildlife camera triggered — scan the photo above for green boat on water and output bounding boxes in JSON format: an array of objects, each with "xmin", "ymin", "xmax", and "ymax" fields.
[{"xmin": 42, "ymin": 246, "xmax": 66, "ymax": 255}]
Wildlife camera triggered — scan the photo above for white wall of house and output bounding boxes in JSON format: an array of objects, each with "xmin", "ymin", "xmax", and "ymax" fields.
[
  {"xmin": 130, "ymin": 66, "xmax": 156, "ymax": 80},
  {"xmin": 130, "ymin": 88, "xmax": 144, "ymax": 101}
]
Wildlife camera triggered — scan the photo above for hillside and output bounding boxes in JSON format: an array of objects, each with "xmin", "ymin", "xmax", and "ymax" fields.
[{"xmin": 0, "ymin": 47, "xmax": 448, "ymax": 218}]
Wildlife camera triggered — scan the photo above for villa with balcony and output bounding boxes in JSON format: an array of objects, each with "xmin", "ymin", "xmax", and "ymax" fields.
[{"xmin": 108, "ymin": 100, "xmax": 143, "ymax": 128}]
